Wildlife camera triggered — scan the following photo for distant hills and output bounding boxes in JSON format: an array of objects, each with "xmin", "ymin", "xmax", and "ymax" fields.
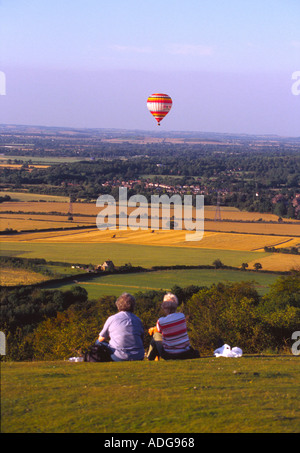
[{"xmin": 1, "ymin": 123, "xmax": 299, "ymax": 145}]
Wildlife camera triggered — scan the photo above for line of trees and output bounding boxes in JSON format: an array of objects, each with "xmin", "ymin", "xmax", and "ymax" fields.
[
  {"xmin": 264, "ymin": 246, "xmax": 300, "ymax": 255},
  {"xmin": 1, "ymin": 271, "xmax": 299, "ymax": 360}
]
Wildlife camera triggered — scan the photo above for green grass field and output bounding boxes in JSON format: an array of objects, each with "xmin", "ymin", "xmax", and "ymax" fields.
[
  {"xmin": 0, "ymin": 242, "xmax": 279, "ymax": 297},
  {"xmin": 44, "ymin": 268, "xmax": 279, "ymax": 298},
  {"xmin": 0, "ymin": 242, "xmax": 266, "ymax": 268},
  {"xmin": 1, "ymin": 356, "xmax": 299, "ymax": 433}
]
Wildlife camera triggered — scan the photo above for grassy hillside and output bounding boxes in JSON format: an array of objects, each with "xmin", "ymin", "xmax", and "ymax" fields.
[
  {"xmin": 1, "ymin": 356, "xmax": 299, "ymax": 433},
  {"xmin": 44, "ymin": 268, "xmax": 279, "ymax": 298}
]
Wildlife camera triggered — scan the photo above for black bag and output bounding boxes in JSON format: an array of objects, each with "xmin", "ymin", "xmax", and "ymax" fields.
[
  {"xmin": 161, "ymin": 346, "xmax": 200, "ymax": 361},
  {"xmin": 84, "ymin": 343, "xmax": 113, "ymax": 362}
]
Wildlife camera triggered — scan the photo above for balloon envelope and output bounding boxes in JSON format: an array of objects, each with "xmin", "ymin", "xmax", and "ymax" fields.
[{"xmin": 147, "ymin": 93, "xmax": 172, "ymax": 125}]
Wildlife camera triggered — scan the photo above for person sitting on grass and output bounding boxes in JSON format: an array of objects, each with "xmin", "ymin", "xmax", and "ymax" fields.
[
  {"xmin": 96, "ymin": 292, "xmax": 145, "ymax": 362},
  {"xmin": 147, "ymin": 292, "xmax": 199, "ymax": 361}
]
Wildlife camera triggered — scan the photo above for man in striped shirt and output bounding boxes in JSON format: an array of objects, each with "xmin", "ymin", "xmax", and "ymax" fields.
[{"xmin": 147, "ymin": 293, "xmax": 199, "ymax": 360}]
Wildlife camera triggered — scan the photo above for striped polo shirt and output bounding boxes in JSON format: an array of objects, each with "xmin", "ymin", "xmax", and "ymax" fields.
[{"xmin": 156, "ymin": 312, "xmax": 191, "ymax": 354}]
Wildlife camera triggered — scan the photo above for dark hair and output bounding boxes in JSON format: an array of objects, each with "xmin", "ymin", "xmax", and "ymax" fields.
[{"xmin": 115, "ymin": 293, "xmax": 136, "ymax": 312}]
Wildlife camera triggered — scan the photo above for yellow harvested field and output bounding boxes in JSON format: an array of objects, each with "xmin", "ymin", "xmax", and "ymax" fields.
[
  {"xmin": 1, "ymin": 201, "xmax": 299, "ymax": 236},
  {"xmin": 0, "ymin": 214, "xmax": 94, "ymax": 231},
  {"xmin": 1, "ymin": 200, "xmax": 299, "ymax": 222},
  {"xmin": 1, "ymin": 215, "xmax": 298, "ymax": 238},
  {"xmin": 1, "ymin": 227, "xmax": 298, "ymax": 252},
  {"xmin": 248, "ymin": 254, "xmax": 300, "ymax": 272},
  {"xmin": 0, "ymin": 201, "xmax": 73, "ymax": 213},
  {"xmin": 0, "ymin": 201, "xmax": 91, "ymax": 214},
  {"xmin": 0, "ymin": 164, "xmax": 49, "ymax": 169},
  {"xmin": 275, "ymin": 237, "xmax": 300, "ymax": 248},
  {"xmin": 204, "ymin": 207, "xmax": 300, "ymax": 222},
  {"xmin": 204, "ymin": 220, "xmax": 300, "ymax": 236},
  {"xmin": 0, "ymin": 268, "xmax": 48, "ymax": 286}
]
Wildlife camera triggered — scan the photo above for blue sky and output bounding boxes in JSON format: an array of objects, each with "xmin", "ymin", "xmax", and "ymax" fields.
[{"xmin": 0, "ymin": 0, "xmax": 299, "ymax": 135}]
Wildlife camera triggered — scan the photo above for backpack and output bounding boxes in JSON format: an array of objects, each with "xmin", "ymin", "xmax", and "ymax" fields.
[{"xmin": 83, "ymin": 343, "xmax": 113, "ymax": 362}]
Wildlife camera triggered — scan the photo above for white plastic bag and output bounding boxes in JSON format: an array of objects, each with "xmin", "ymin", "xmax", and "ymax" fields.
[{"xmin": 214, "ymin": 344, "xmax": 243, "ymax": 357}]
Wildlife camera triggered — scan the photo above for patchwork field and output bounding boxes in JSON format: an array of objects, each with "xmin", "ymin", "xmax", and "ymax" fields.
[
  {"xmin": 1, "ymin": 199, "xmax": 300, "ymax": 223},
  {"xmin": 1, "ymin": 199, "xmax": 299, "ymax": 272},
  {"xmin": 1, "ymin": 200, "xmax": 299, "ymax": 236},
  {"xmin": 1, "ymin": 228, "xmax": 299, "ymax": 272}
]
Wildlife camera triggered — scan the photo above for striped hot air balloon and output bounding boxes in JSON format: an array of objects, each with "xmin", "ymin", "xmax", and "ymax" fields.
[{"xmin": 147, "ymin": 93, "xmax": 172, "ymax": 125}]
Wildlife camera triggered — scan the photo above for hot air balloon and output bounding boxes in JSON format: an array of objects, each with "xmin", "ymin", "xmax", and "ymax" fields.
[{"xmin": 147, "ymin": 93, "xmax": 172, "ymax": 125}]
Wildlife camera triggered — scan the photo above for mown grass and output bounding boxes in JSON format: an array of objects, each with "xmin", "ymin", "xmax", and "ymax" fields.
[
  {"xmin": 1, "ymin": 356, "xmax": 299, "ymax": 433},
  {"xmin": 44, "ymin": 268, "xmax": 279, "ymax": 298}
]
